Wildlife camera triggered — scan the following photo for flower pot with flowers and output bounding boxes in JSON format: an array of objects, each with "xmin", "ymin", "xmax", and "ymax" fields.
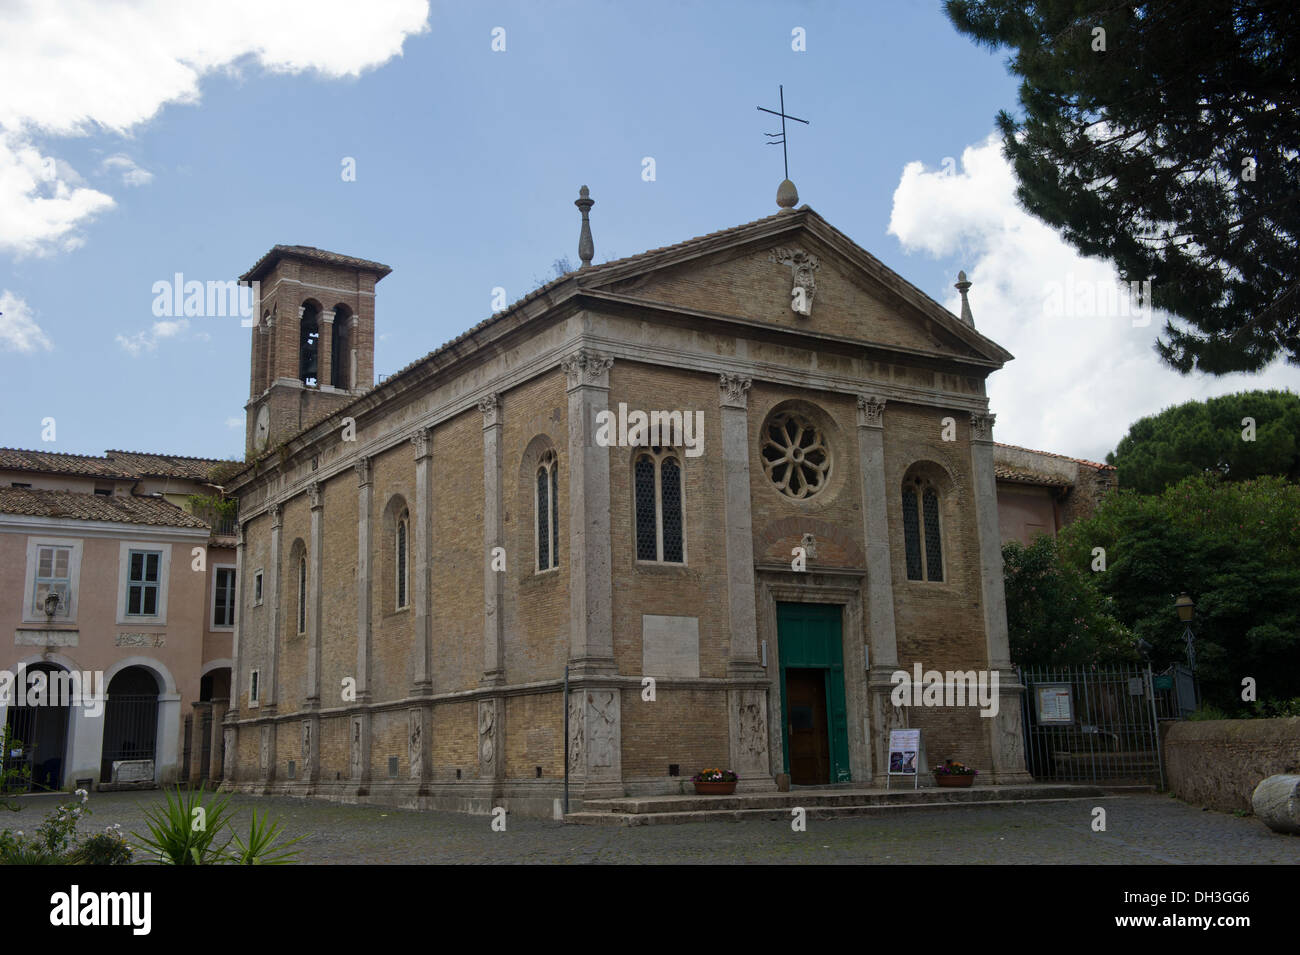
[
  {"xmin": 932, "ymin": 760, "xmax": 978, "ymax": 787},
  {"xmin": 692, "ymin": 768, "xmax": 739, "ymax": 795}
]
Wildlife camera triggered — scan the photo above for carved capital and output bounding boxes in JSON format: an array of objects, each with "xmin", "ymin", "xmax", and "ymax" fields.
[
  {"xmin": 320, "ymin": 309, "xmax": 335, "ymax": 325},
  {"xmin": 560, "ymin": 349, "xmax": 614, "ymax": 391},
  {"xmin": 410, "ymin": 426, "xmax": 432, "ymax": 460},
  {"xmin": 970, "ymin": 412, "xmax": 997, "ymax": 442},
  {"xmin": 718, "ymin": 373, "xmax": 752, "ymax": 409},
  {"xmin": 354, "ymin": 455, "xmax": 372, "ymax": 487},
  {"xmin": 478, "ymin": 393, "xmax": 501, "ymax": 429},
  {"xmin": 857, "ymin": 395, "xmax": 886, "ymax": 429},
  {"xmin": 307, "ymin": 481, "xmax": 323, "ymax": 510},
  {"xmin": 268, "ymin": 503, "xmax": 282, "ymax": 529}
]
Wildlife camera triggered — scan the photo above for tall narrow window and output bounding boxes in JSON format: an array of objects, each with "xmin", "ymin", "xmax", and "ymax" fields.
[
  {"xmin": 126, "ymin": 550, "xmax": 161, "ymax": 616},
  {"xmin": 634, "ymin": 448, "xmax": 685, "ymax": 564},
  {"xmin": 331, "ymin": 310, "xmax": 351, "ymax": 388},
  {"xmin": 536, "ymin": 451, "xmax": 559, "ymax": 571},
  {"xmin": 213, "ymin": 567, "xmax": 236, "ymax": 628},
  {"xmin": 902, "ymin": 479, "xmax": 943, "ymax": 582},
  {"xmin": 922, "ymin": 488, "xmax": 943, "ymax": 582},
  {"xmin": 299, "ymin": 304, "xmax": 320, "ymax": 385},
  {"xmin": 297, "ymin": 556, "xmax": 307, "ymax": 633},
  {"xmin": 34, "ymin": 544, "xmax": 72, "ymax": 617},
  {"xmin": 396, "ymin": 515, "xmax": 409, "ymax": 607}
]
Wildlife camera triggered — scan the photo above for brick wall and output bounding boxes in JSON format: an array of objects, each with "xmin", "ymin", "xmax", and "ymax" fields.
[{"xmin": 1164, "ymin": 718, "xmax": 1300, "ymax": 812}]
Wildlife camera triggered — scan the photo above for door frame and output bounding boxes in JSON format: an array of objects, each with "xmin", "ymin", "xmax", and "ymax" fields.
[
  {"xmin": 757, "ymin": 569, "xmax": 870, "ymax": 785},
  {"xmin": 777, "ymin": 602, "xmax": 850, "ymax": 783}
]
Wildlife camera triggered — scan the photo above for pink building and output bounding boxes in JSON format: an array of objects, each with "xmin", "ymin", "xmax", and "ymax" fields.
[
  {"xmin": 993, "ymin": 443, "xmax": 1117, "ymax": 546},
  {"xmin": 0, "ymin": 449, "xmax": 236, "ymax": 791}
]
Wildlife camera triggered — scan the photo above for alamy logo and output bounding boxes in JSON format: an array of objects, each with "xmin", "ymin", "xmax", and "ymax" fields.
[
  {"xmin": 151, "ymin": 273, "xmax": 260, "ymax": 325},
  {"xmin": 49, "ymin": 885, "xmax": 151, "ymax": 935},
  {"xmin": 0, "ymin": 669, "xmax": 105, "ymax": 718},
  {"xmin": 594, "ymin": 402, "xmax": 704, "ymax": 457},
  {"xmin": 889, "ymin": 664, "xmax": 1000, "ymax": 717}
]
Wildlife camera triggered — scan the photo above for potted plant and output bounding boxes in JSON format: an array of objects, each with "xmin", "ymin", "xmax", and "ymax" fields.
[
  {"xmin": 932, "ymin": 760, "xmax": 978, "ymax": 788},
  {"xmin": 692, "ymin": 768, "xmax": 738, "ymax": 795}
]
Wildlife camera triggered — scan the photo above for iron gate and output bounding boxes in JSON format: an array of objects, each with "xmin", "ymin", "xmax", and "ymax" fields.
[
  {"xmin": 100, "ymin": 694, "xmax": 158, "ymax": 782},
  {"xmin": 1018, "ymin": 664, "xmax": 1164, "ymax": 787},
  {"xmin": 3, "ymin": 703, "xmax": 69, "ymax": 792}
]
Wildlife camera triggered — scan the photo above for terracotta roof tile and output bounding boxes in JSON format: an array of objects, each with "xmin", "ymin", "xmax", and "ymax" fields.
[
  {"xmin": 240, "ymin": 245, "xmax": 392, "ymax": 283},
  {"xmin": 0, "ymin": 447, "xmax": 239, "ymax": 482},
  {"xmin": 994, "ymin": 442, "xmax": 1115, "ymax": 471},
  {"xmin": 994, "ymin": 464, "xmax": 1073, "ymax": 487},
  {"xmin": 0, "ymin": 448, "xmax": 137, "ymax": 479},
  {"xmin": 0, "ymin": 488, "xmax": 210, "ymax": 528}
]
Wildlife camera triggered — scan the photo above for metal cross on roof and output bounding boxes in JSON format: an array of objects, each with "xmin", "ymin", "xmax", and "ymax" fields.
[{"xmin": 757, "ymin": 85, "xmax": 809, "ymax": 181}]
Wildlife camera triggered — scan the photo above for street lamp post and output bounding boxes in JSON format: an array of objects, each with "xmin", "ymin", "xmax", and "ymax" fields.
[{"xmin": 1174, "ymin": 592, "xmax": 1198, "ymax": 708}]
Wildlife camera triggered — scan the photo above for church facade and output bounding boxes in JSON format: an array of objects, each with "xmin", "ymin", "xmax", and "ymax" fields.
[{"xmin": 223, "ymin": 191, "xmax": 1032, "ymax": 815}]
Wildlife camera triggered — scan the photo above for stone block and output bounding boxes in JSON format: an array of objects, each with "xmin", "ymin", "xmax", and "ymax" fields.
[{"xmin": 1251, "ymin": 774, "xmax": 1300, "ymax": 834}]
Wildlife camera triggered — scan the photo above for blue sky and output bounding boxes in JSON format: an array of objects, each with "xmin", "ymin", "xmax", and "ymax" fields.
[{"xmin": 2, "ymin": 0, "xmax": 1295, "ymax": 463}]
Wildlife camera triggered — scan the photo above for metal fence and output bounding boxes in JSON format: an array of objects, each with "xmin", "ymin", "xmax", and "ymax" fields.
[
  {"xmin": 100, "ymin": 694, "xmax": 158, "ymax": 782},
  {"xmin": 1018, "ymin": 664, "xmax": 1164, "ymax": 787}
]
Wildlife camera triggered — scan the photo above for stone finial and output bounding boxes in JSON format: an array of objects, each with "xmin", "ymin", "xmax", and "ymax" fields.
[
  {"xmin": 776, "ymin": 178, "xmax": 799, "ymax": 211},
  {"xmin": 575, "ymin": 185, "xmax": 595, "ymax": 268},
  {"xmin": 955, "ymin": 270, "xmax": 974, "ymax": 327}
]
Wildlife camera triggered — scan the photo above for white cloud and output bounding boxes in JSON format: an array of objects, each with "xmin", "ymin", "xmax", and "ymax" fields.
[
  {"xmin": 0, "ymin": 0, "xmax": 430, "ymax": 255},
  {"xmin": 116, "ymin": 318, "xmax": 190, "ymax": 356},
  {"xmin": 0, "ymin": 290, "xmax": 53, "ymax": 352},
  {"xmin": 888, "ymin": 135, "xmax": 1300, "ymax": 463},
  {"xmin": 0, "ymin": 134, "xmax": 115, "ymax": 255},
  {"xmin": 225, "ymin": 416, "xmax": 243, "ymax": 430},
  {"xmin": 101, "ymin": 154, "xmax": 153, "ymax": 187}
]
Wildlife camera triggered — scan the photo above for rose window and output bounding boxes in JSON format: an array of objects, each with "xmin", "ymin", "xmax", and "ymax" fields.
[{"xmin": 761, "ymin": 412, "xmax": 830, "ymax": 499}]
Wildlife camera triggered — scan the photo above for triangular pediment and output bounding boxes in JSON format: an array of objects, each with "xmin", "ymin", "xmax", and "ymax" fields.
[{"xmin": 579, "ymin": 208, "xmax": 1011, "ymax": 367}]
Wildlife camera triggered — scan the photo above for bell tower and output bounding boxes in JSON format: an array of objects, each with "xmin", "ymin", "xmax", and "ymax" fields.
[{"xmin": 240, "ymin": 246, "xmax": 390, "ymax": 457}]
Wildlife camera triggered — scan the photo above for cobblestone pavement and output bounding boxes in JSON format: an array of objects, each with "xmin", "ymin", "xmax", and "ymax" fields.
[{"xmin": 7, "ymin": 790, "xmax": 1297, "ymax": 864}]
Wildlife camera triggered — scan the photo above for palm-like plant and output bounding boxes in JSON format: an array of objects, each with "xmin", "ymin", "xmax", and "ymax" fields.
[
  {"xmin": 131, "ymin": 787, "xmax": 235, "ymax": 865},
  {"xmin": 228, "ymin": 809, "xmax": 304, "ymax": 865}
]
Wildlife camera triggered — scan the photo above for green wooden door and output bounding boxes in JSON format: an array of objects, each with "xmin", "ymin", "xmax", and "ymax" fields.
[{"xmin": 777, "ymin": 602, "xmax": 851, "ymax": 783}]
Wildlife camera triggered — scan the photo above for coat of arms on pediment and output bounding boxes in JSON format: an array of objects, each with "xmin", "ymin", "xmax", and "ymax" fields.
[{"xmin": 769, "ymin": 246, "xmax": 820, "ymax": 317}]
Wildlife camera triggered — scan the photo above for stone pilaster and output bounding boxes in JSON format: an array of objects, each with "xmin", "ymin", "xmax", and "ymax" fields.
[
  {"xmin": 410, "ymin": 427, "xmax": 433, "ymax": 694},
  {"xmin": 969, "ymin": 412, "xmax": 1032, "ymax": 783},
  {"xmin": 208, "ymin": 697, "xmax": 227, "ymax": 782},
  {"xmin": 857, "ymin": 395, "xmax": 901, "ymax": 780},
  {"xmin": 480, "ymin": 395, "xmax": 505, "ymax": 686},
  {"xmin": 355, "ymin": 457, "xmax": 373, "ymax": 703},
  {"xmin": 306, "ymin": 481, "xmax": 323, "ymax": 707},
  {"xmin": 718, "ymin": 373, "xmax": 773, "ymax": 791},
  {"xmin": 318, "ymin": 309, "xmax": 335, "ymax": 388},
  {"xmin": 264, "ymin": 503, "xmax": 282, "ymax": 715},
  {"xmin": 301, "ymin": 716, "xmax": 319, "ymax": 786},
  {"xmin": 229, "ymin": 522, "xmax": 245, "ymax": 719},
  {"xmin": 562, "ymin": 349, "xmax": 615, "ymax": 674}
]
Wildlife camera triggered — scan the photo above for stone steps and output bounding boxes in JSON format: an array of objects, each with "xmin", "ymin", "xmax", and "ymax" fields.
[{"xmin": 565, "ymin": 784, "xmax": 1153, "ymax": 826}]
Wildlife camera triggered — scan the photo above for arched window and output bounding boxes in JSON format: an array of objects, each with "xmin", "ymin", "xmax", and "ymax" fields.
[
  {"xmin": 299, "ymin": 303, "xmax": 320, "ymax": 385},
  {"xmin": 331, "ymin": 306, "xmax": 351, "ymax": 388},
  {"xmin": 297, "ymin": 555, "xmax": 307, "ymax": 633},
  {"xmin": 396, "ymin": 513, "xmax": 409, "ymax": 608},
  {"xmin": 634, "ymin": 447, "xmax": 684, "ymax": 563},
  {"xmin": 902, "ymin": 478, "xmax": 943, "ymax": 581},
  {"xmin": 536, "ymin": 451, "xmax": 559, "ymax": 571}
]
